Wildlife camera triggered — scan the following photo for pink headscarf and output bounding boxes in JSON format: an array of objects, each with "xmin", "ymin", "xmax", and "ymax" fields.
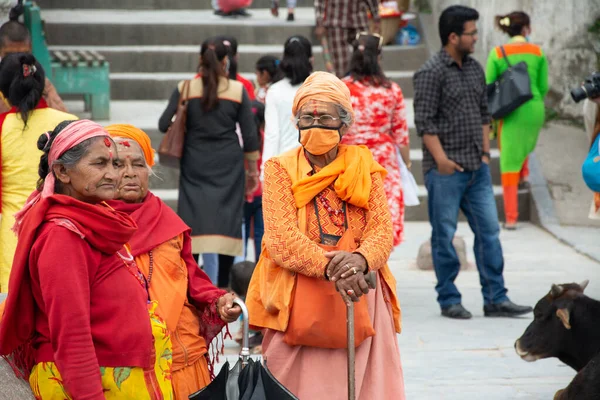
[{"xmin": 12, "ymin": 120, "xmax": 110, "ymax": 234}]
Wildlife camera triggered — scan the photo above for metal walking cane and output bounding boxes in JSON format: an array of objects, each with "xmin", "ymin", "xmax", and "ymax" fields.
[
  {"xmin": 346, "ymin": 272, "xmax": 376, "ymax": 400},
  {"xmin": 234, "ymin": 298, "xmax": 251, "ymax": 368},
  {"xmin": 346, "ymin": 300, "xmax": 356, "ymax": 400}
]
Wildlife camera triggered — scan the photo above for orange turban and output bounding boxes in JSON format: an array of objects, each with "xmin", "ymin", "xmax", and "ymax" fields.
[
  {"xmin": 105, "ymin": 124, "xmax": 155, "ymax": 167},
  {"xmin": 292, "ymin": 71, "xmax": 355, "ymax": 125}
]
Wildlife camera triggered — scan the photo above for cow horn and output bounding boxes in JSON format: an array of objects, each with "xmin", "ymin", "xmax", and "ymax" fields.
[
  {"xmin": 579, "ymin": 279, "xmax": 589, "ymax": 292},
  {"xmin": 551, "ymin": 284, "xmax": 564, "ymax": 297}
]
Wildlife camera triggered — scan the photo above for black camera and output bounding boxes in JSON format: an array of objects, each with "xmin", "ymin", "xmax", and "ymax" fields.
[{"xmin": 571, "ymin": 72, "xmax": 600, "ymax": 103}]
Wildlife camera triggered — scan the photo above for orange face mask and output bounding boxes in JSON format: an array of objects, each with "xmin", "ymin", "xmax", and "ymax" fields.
[{"xmin": 299, "ymin": 126, "xmax": 341, "ymax": 155}]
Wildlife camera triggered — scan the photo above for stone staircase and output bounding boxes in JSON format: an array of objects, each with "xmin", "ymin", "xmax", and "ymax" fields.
[{"xmin": 39, "ymin": 1, "xmax": 530, "ymax": 221}]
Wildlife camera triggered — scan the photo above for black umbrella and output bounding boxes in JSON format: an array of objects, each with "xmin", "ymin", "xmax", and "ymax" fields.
[{"xmin": 189, "ymin": 299, "xmax": 298, "ymax": 400}]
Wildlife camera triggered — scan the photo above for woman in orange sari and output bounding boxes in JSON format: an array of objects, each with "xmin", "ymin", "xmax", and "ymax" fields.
[
  {"xmin": 105, "ymin": 124, "xmax": 242, "ymax": 400},
  {"xmin": 246, "ymin": 72, "xmax": 405, "ymax": 399}
]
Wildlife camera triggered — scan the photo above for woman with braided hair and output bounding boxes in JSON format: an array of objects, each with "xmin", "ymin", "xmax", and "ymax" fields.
[{"xmin": 0, "ymin": 53, "xmax": 76, "ymax": 293}]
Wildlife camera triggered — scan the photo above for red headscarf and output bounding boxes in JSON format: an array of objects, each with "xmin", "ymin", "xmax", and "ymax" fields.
[
  {"xmin": 12, "ymin": 119, "xmax": 109, "ymax": 234},
  {"xmin": 0, "ymin": 195, "xmax": 137, "ymax": 378}
]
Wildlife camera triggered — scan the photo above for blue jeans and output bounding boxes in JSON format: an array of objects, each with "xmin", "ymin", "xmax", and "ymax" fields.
[
  {"xmin": 424, "ymin": 163, "xmax": 508, "ymax": 308},
  {"xmin": 244, "ymin": 196, "xmax": 264, "ymax": 261},
  {"xmin": 201, "ymin": 253, "xmax": 219, "ymax": 285}
]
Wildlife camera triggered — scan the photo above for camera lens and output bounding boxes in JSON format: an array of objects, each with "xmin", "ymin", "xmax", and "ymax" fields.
[{"xmin": 571, "ymin": 86, "xmax": 589, "ymax": 103}]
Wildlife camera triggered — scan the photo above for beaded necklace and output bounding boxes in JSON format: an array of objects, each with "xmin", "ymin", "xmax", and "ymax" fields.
[
  {"xmin": 306, "ymin": 153, "xmax": 346, "ymax": 227},
  {"xmin": 316, "ymin": 189, "xmax": 346, "ymax": 227},
  {"xmin": 116, "ymin": 244, "xmax": 150, "ymax": 296}
]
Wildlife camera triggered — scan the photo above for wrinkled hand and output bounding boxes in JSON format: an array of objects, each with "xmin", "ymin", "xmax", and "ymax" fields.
[
  {"xmin": 437, "ymin": 158, "xmax": 464, "ymax": 175},
  {"xmin": 335, "ymin": 273, "xmax": 370, "ymax": 304},
  {"xmin": 217, "ymin": 293, "xmax": 242, "ymax": 323},
  {"xmin": 325, "ymin": 251, "xmax": 367, "ymax": 282}
]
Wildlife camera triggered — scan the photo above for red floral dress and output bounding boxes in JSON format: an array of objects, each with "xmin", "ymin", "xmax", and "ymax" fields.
[{"xmin": 341, "ymin": 77, "xmax": 409, "ymax": 246}]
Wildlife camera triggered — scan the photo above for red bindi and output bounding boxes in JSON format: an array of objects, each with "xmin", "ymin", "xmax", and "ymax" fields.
[
  {"xmin": 122, "ymin": 140, "xmax": 131, "ymax": 147},
  {"xmin": 104, "ymin": 138, "xmax": 111, "ymax": 147}
]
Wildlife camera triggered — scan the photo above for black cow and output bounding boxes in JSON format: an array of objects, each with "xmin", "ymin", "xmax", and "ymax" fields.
[
  {"xmin": 553, "ymin": 352, "xmax": 600, "ymax": 400},
  {"xmin": 514, "ymin": 280, "xmax": 600, "ymax": 371}
]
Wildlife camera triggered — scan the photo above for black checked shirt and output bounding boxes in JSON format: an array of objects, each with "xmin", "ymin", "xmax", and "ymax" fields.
[
  {"xmin": 315, "ymin": 0, "xmax": 379, "ymax": 29},
  {"xmin": 413, "ymin": 49, "xmax": 491, "ymax": 173}
]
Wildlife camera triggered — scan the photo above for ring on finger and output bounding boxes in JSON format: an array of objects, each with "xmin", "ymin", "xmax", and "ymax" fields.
[
  {"xmin": 343, "ymin": 264, "xmax": 350, "ymax": 270},
  {"xmin": 347, "ymin": 289, "xmax": 355, "ymax": 296},
  {"xmin": 352, "ymin": 267, "xmax": 357, "ymax": 275}
]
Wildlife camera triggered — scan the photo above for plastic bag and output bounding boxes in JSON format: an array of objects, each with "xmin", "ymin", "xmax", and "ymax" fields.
[
  {"xmin": 396, "ymin": 24, "xmax": 421, "ymax": 46},
  {"xmin": 396, "ymin": 148, "xmax": 419, "ymax": 206}
]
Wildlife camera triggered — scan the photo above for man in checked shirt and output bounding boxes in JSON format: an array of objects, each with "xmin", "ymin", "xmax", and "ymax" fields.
[
  {"xmin": 314, "ymin": 0, "xmax": 380, "ymax": 78},
  {"xmin": 413, "ymin": 5, "xmax": 532, "ymax": 320}
]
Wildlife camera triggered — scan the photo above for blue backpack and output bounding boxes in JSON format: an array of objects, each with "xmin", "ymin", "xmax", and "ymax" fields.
[{"xmin": 582, "ymin": 134, "xmax": 600, "ymax": 192}]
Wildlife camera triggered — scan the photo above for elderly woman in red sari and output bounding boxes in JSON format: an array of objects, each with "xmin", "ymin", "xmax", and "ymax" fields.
[
  {"xmin": 105, "ymin": 124, "xmax": 242, "ymax": 400},
  {"xmin": 0, "ymin": 120, "xmax": 174, "ymax": 399},
  {"xmin": 247, "ymin": 72, "xmax": 405, "ymax": 399}
]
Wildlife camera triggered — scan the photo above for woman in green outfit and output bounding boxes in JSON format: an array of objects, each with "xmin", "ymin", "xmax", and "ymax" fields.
[{"xmin": 486, "ymin": 11, "xmax": 548, "ymax": 229}]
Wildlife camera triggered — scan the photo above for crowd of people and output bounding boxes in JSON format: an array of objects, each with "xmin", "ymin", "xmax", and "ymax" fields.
[{"xmin": 0, "ymin": 1, "xmax": 573, "ymax": 399}]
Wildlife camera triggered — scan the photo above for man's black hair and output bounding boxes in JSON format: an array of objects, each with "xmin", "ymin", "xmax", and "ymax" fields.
[{"xmin": 438, "ymin": 5, "xmax": 479, "ymax": 46}]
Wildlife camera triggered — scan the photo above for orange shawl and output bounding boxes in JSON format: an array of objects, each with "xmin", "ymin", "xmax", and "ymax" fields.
[{"xmin": 292, "ymin": 144, "xmax": 387, "ymax": 210}]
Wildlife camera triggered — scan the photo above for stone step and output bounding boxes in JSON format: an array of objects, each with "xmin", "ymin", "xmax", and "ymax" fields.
[
  {"xmin": 40, "ymin": 0, "xmax": 314, "ymax": 10},
  {"xmin": 49, "ymin": 44, "xmax": 429, "ymax": 74},
  {"xmin": 43, "ymin": 8, "xmax": 319, "ymax": 46},
  {"xmin": 108, "ymin": 71, "xmax": 415, "ymax": 100},
  {"xmin": 151, "ymin": 186, "xmax": 531, "ymax": 222},
  {"xmin": 63, "ymin": 97, "xmax": 497, "ymax": 152},
  {"xmin": 64, "ymin": 98, "xmax": 497, "ymax": 149}
]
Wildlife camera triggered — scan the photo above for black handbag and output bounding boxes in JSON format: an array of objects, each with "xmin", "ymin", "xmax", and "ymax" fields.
[{"xmin": 487, "ymin": 46, "xmax": 533, "ymax": 119}]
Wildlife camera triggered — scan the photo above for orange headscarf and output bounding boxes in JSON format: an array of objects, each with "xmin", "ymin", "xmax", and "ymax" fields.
[
  {"xmin": 105, "ymin": 124, "xmax": 155, "ymax": 167},
  {"xmin": 292, "ymin": 71, "xmax": 355, "ymax": 125}
]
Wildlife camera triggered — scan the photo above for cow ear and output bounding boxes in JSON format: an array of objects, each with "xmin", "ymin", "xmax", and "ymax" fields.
[
  {"xmin": 579, "ymin": 280, "xmax": 589, "ymax": 292},
  {"xmin": 556, "ymin": 308, "xmax": 571, "ymax": 330},
  {"xmin": 551, "ymin": 284, "xmax": 564, "ymax": 298}
]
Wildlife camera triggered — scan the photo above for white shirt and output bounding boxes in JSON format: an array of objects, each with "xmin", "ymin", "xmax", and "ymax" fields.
[{"xmin": 262, "ymin": 78, "xmax": 302, "ymax": 175}]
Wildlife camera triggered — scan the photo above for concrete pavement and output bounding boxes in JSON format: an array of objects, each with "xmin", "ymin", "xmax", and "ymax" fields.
[
  {"xmin": 391, "ymin": 222, "xmax": 598, "ymax": 399},
  {"xmin": 528, "ymin": 122, "xmax": 600, "ymax": 263}
]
